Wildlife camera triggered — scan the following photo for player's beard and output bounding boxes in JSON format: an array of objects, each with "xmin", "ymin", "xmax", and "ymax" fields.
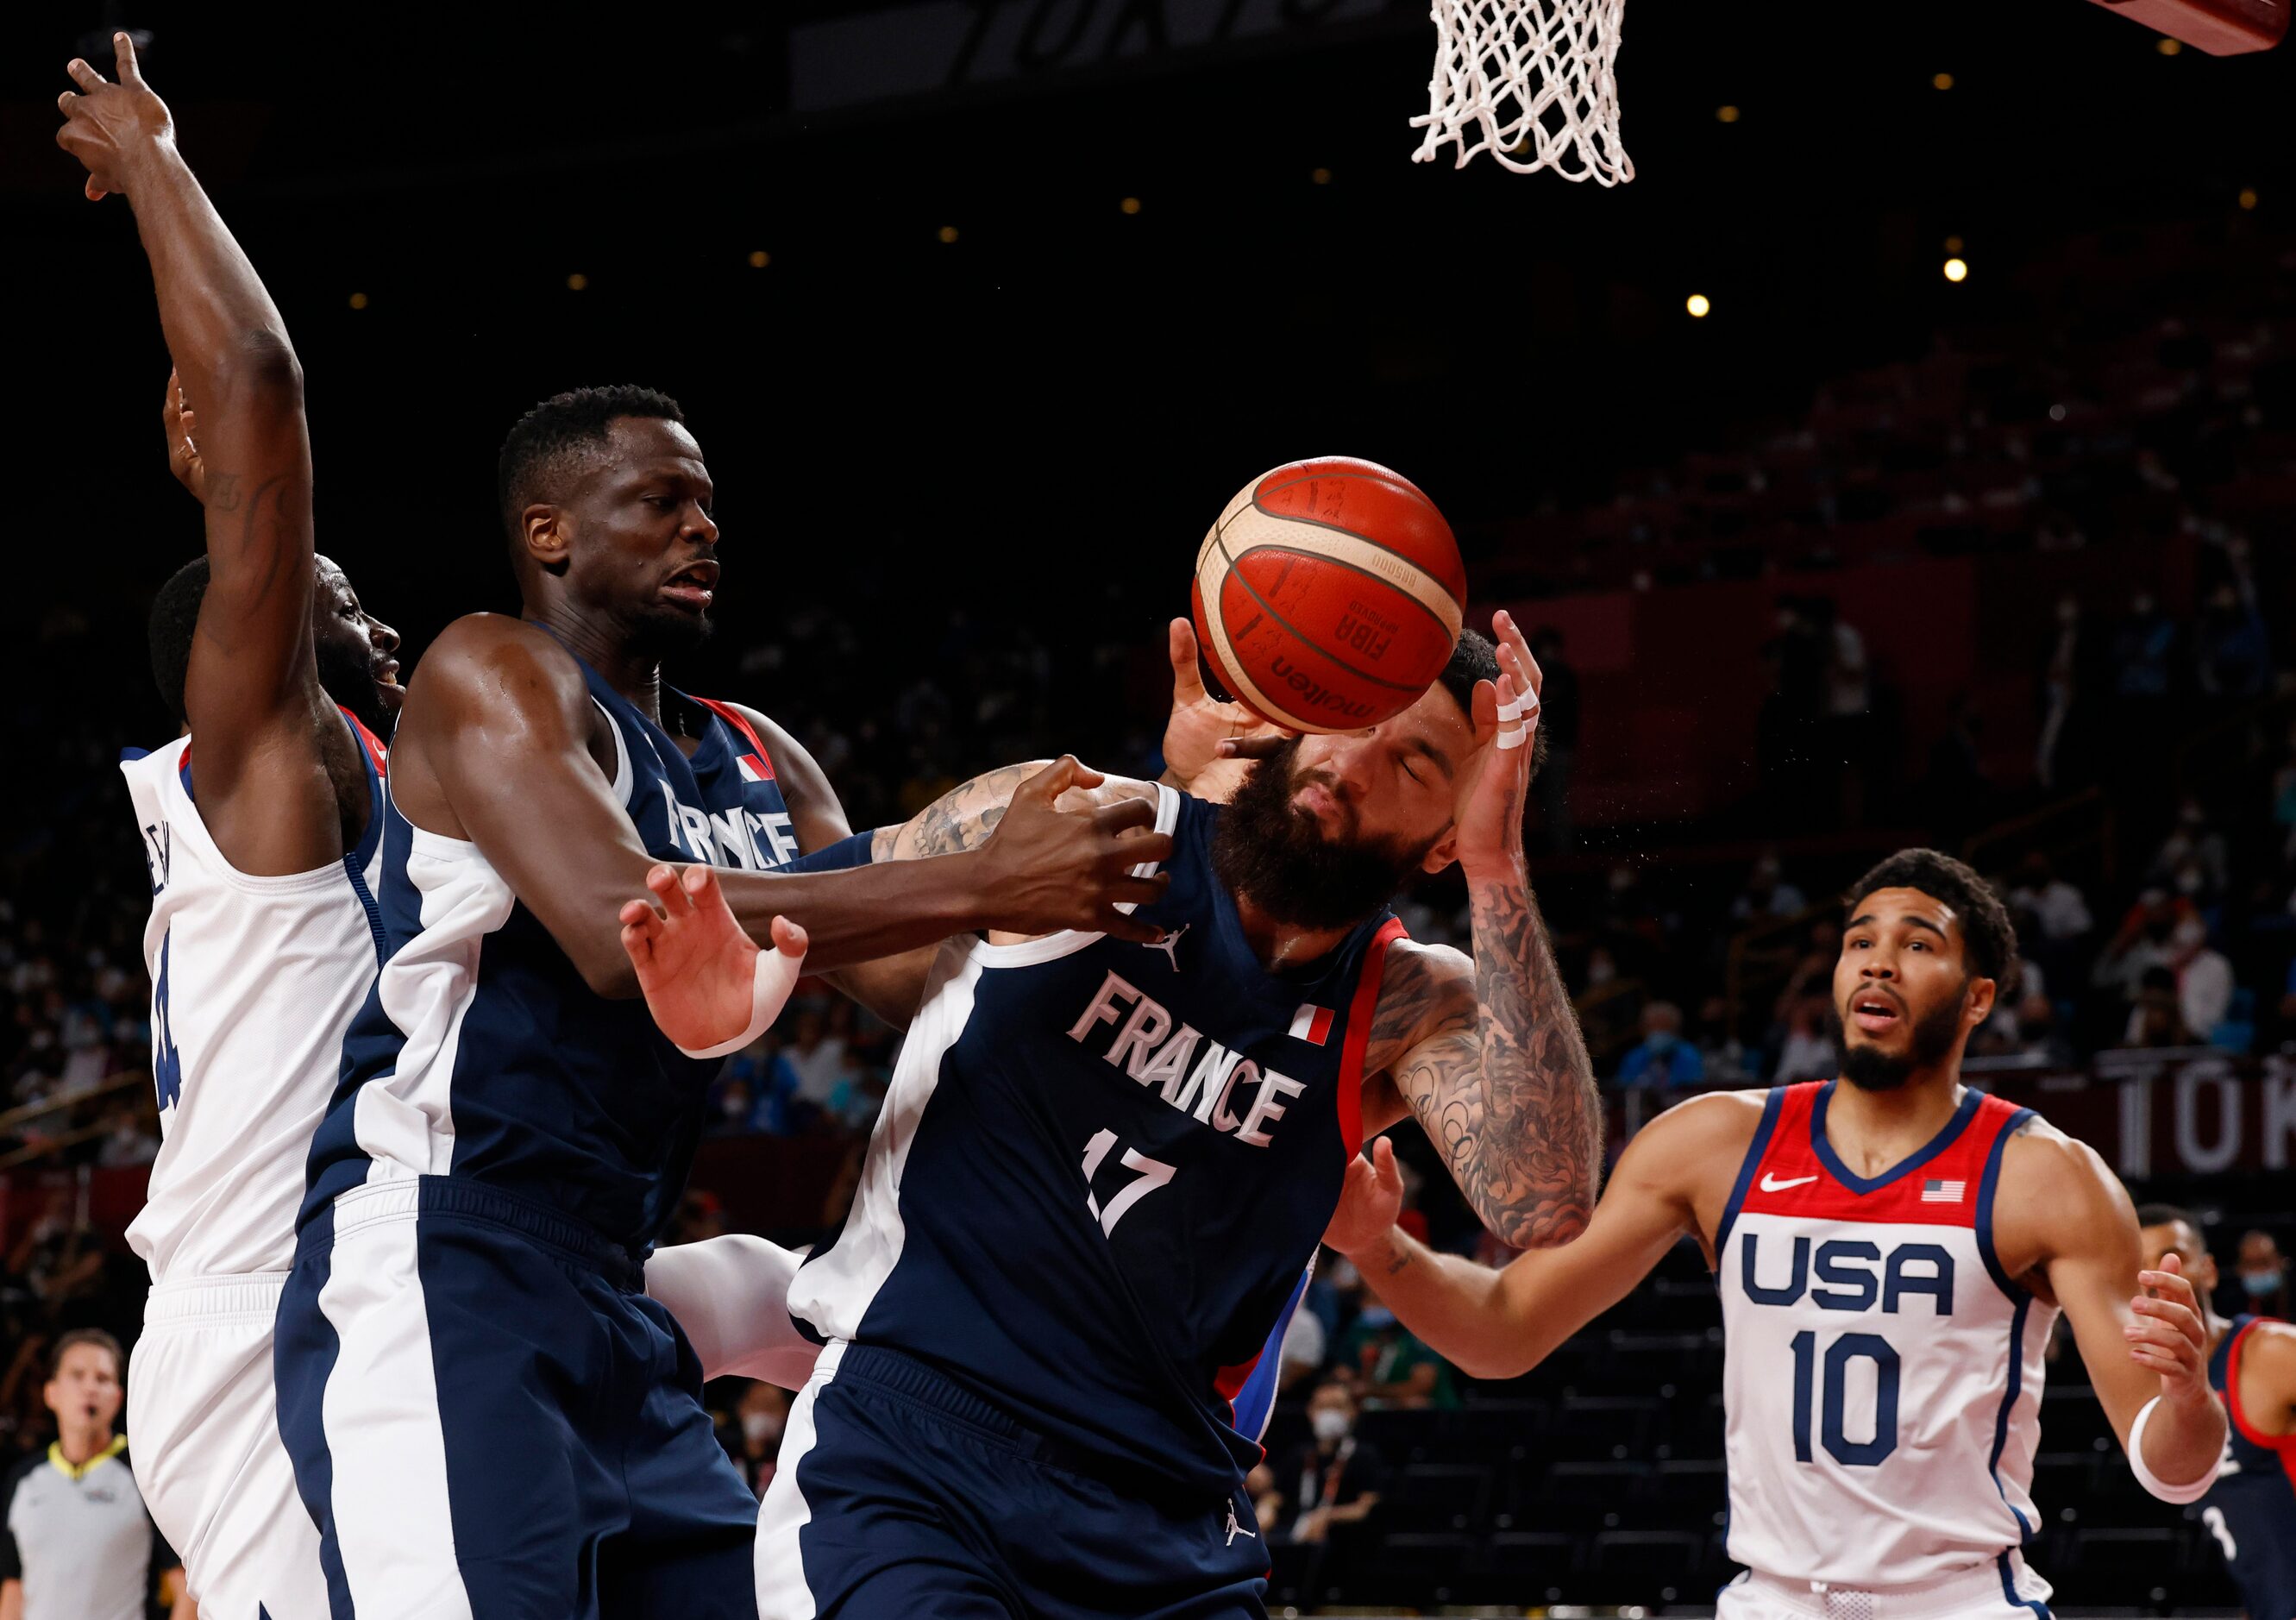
[
  {"xmin": 316, "ymin": 633, "xmax": 397, "ymax": 739},
  {"xmin": 1834, "ymin": 990, "xmax": 1967, "ymax": 1091},
  {"xmin": 1212, "ymin": 739, "xmax": 1436, "ymax": 932},
  {"xmin": 626, "ymin": 600, "xmax": 715, "ymax": 662}
]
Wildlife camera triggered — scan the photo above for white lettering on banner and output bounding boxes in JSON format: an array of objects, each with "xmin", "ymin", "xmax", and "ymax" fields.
[
  {"xmin": 2118, "ymin": 1075, "xmax": 2153, "ymax": 1180},
  {"xmin": 2174, "ymin": 1063, "xmax": 2242, "ymax": 1175},
  {"xmin": 1065, "ymin": 969, "xmax": 1304, "ymax": 1146},
  {"xmin": 2264, "ymin": 1070, "xmax": 2296, "ymax": 1172}
]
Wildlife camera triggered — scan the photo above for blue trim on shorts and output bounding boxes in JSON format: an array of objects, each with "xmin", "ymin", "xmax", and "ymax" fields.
[
  {"xmin": 273, "ymin": 1199, "xmax": 354, "ymax": 1620},
  {"xmin": 1998, "ymin": 1552, "xmax": 2052, "ymax": 1618}
]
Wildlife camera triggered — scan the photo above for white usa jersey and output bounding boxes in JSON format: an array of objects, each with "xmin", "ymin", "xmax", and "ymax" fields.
[
  {"xmin": 116, "ymin": 713, "xmax": 387, "ymax": 1282},
  {"xmin": 1716, "ymin": 1080, "xmax": 2057, "ymax": 1592}
]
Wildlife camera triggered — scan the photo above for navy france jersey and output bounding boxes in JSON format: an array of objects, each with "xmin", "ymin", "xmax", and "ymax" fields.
[
  {"xmin": 788, "ymin": 784, "xmax": 1406, "ymax": 1496},
  {"xmin": 2202, "ymin": 1315, "xmax": 2296, "ymax": 1620},
  {"xmin": 301, "ymin": 656, "xmax": 804, "ymax": 1253}
]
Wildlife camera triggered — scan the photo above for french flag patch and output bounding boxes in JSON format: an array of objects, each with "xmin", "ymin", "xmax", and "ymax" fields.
[
  {"xmin": 1288, "ymin": 1004, "xmax": 1334, "ymax": 1045},
  {"xmin": 735, "ymin": 753, "xmax": 775, "ymax": 783},
  {"xmin": 1921, "ymin": 1178, "xmax": 1967, "ymax": 1203}
]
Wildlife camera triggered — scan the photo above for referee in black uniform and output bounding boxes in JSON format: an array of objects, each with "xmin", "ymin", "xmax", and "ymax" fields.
[{"xmin": 0, "ymin": 1329, "xmax": 189, "ymax": 1620}]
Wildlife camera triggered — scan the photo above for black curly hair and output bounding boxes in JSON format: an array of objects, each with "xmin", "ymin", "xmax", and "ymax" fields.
[{"xmin": 1843, "ymin": 848, "xmax": 2018, "ymax": 986}]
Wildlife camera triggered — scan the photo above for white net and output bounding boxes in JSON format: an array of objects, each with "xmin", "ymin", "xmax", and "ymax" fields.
[{"xmin": 1412, "ymin": 0, "xmax": 1632, "ymax": 183}]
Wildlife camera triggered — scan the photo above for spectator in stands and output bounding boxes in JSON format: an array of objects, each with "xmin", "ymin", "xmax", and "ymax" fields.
[
  {"xmin": 2195, "ymin": 535, "xmax": 2271, "ymax": 701},
  {"xmin": 2092, "ymin": 889, "xmax": 2185, "ymax": 1008},
  {"xmin": 2167, "ymin": 916, "xmax": 2236, "ymax": 1047},
  {"xmin": 718, "ymin": 1032, "xmax": 800, "ymax": 1135},
  {"xmin": 1528, "ymin": 627, "xmax": 1579, "ymax": 855},
  {"xmin": 2009, "ymin": 854, "xmax": 2094, "ymax": 948},
  {"xmin": 1730, "ymin": 851, "xmax": 1807, "ymax": 925},
  {"xmin": 3, "ymin": 1190, "xmax": 102, "ymax": 1318},
  {"xmin": 706, "ymin": 1074, "xmax": 762, "ymax": 1137},
  {"xmin": 1816, "ymin": 597, "xmax": 1876, "ymax": 825},
  {"xmin": 2035, "ymin": 593, "xmax": 2109, "ymax": 792},
  {"xmin": 1691, "ymin": 995, "xmax": 1751, "ymax": 1084},
  {"xmin": 1254, "ymin": 1378, "xmax": 1390, "ymax": 1548},
  {"xmin": 1615, "ymin": 1002, "xmax": 1704, "ymax": 1091},
  {"xmin": 1772, "ymin": 993, "xmax": 1835, "ymax": 1083},
  {"xmin": 783, "ymin": 1001, "xmax": 851, "ymax": 1129},
  {"xmin": 2149, "ymin": 797, "xmax": 2230, "ymax": 905},
  {"xmin": 2236, "ymin": 1230, "xmax": 2292, "ymax": 1319},
  {"xmin": 91, "ymin": 1101, "xmax": 157, "ymax": 1170},
  {"xmin": 1275, "ymin": 1300, "xmax": 1327, "ymax": 1396},
  {"xmin": 0, "ymin": 1330, "xmax": 187, "ymax": 1620},
  {"xmin": 1338, "ymin": 1301, "xmax": 1456, "ymax": 1410},
  {"xmin": 2120, "ymin": 965, "xmax": 2196, "ymax": 1050}
]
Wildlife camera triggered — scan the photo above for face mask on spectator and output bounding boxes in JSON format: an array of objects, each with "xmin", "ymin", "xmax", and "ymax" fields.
[
  {"xmin": 1311, "ymin": 1409, "xmax": 1352, "ymax": 1444},
  {"xmin": 743, "ymin": 1410, "xmax": 783, "ymax": 1446},
  {"xmin": 1646, "ymin": 1031, "xmax": 1677, "ymax": 1053},
  {"xmin": 1358, "ymin": 1304, "xmax": 1396, "ymax": 1331},
  {"xmin": 2243, "ymin": 1270, "xmax": 2283, "ymax": 1297}
]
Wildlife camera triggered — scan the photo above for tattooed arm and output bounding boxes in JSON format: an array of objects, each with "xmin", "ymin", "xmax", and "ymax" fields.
[
  {"xmin": 1358, "ymin": 611, "xmax": 1603, "ymax": 1250},
  {"xmin": 60, "ymin": 36, "xmax": 347, "ymax": 876}
]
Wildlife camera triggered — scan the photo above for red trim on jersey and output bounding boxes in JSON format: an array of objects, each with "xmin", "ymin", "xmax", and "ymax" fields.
[
  {"xmin": 339, "ymin": 707, "xmax": 389, "ymax": 773},
  {"xmin": 1214, "ymin": 1353, "xmax": 1262, "ymax": 1404},
  {"xmin": 2226, "ymin": 1317, "xmax": 2296, "ymax": 1454},
  {"xmin": 1734, "ymin": 1082, "xmax": 2024, "ymax": 1228},
  {"xmin": 690, "ymin": 696, "xmax": 775, "ymax": 781},
  {"xmin": 1337, "ymin": 917, "xmax": 1409, "ymax": 1158}
]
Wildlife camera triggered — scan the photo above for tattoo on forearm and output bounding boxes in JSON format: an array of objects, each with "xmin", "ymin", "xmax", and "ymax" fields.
[
  {"xmin": 1383, "ymin": 1244, "xmax": 1415, "ymax": 1277},
  {"xmin": 1377, "ymin": 875, "xmax": 1602, "ymax": 1250},
  {"xmin": 207, "ymin": 471, "xmax": 242, "ymax": 512},
  {"xmin": 896, "ymin": 763, "xmax": 1042, "ymax": 857}
]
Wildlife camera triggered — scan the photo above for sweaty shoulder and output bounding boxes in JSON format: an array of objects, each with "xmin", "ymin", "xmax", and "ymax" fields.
[
  {"xmin": 1990, "ymin": 1114, "xmax": 2130, "ymax": 1283},
  {"xmin": 390, "ymin": 614, "xmax": 605, "ymax": 838}
]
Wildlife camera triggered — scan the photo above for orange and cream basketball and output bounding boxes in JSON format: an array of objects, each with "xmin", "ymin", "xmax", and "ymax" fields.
[{"xmin": 1190, "ymin": 456, "xmax": 1467, "ymax": 734}]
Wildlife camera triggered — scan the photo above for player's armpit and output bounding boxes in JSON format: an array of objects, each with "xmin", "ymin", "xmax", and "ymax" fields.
[
  {"xmin": 2010, "ymin": 1128, "xmax": 2225, "ymax": 1485},
  {"xmin": 2239, "ymin": 1322, "xmax": 2296, "ymax": 1437}
]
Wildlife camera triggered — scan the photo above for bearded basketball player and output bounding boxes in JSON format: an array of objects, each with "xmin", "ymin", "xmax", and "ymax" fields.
[
  {"xmin": 1324, "ymin": 849, "xmax": 2226, "ymax": 1617},
  {"xmin": 621, "ymin": 609, "xmax": 1607, "ymax": 1618}
]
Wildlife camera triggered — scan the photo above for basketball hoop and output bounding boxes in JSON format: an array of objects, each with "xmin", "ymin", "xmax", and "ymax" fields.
[{"xmin": 1413, "ymin": 0, "xmax": 1631, "ymax": 182}]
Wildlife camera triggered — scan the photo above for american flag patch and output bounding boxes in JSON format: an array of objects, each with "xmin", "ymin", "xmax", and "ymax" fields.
[
  {"xmin": 735, "ymin": 753, "xmax": 775, "ymax": 783},
  {"xmin": 1288, "ymin": 1004, "xmax": 1335, "ymax": 1045},
  {"xmin": 1921, "ymin": 1178, "xmax": 1967, "ymax": 1203}
]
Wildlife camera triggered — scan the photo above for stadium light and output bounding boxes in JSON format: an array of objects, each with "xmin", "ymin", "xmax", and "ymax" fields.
[
  {"xmin": 2158, "ymin": 35, "xmax": 2183, "ymax": 53},
  {"xmin": 1932, "ymin": 72, "xmax": 1954, "ymax": 90},
  {"xmin": 566, "ymin": 273, "xmax": 588, "ymax": 291},
  {"xmin": 748, "ymin": 250, "xmax": 771, "ymax": 267},
  {"xmin": 1686, "ymin": 293, "xmax": 1712, "ymax": 317},
  {"xmin": 1716, "ymin": 105, "xmax": 1741, "ymax": 123},
  {"xmin": 2239, "ymin": 188, "xmax": 2259, "ymax": 210},
  {"xmin": 1120, "ymin": 197, "xmax": 1142, "ymax": 215},
  {"xmin": 938, "ymin": 225, "xmax": 960, "ymax": 244},
  {"xmin": 1943, "ymin": 258, "xmax": 1968, "ymax": 283},
  {"xmin": 348, "ymin": 292, "xmax": 368, "ymax": 311},
  {"xmin": 1311, "ymin": 167, "xmax": 1333, "ymax": 185}
]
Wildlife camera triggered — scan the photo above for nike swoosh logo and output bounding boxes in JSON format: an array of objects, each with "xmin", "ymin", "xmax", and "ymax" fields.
[{"xmin": 1760, "ymin": 1173, "xmax": 1819, "ymax": 1193}]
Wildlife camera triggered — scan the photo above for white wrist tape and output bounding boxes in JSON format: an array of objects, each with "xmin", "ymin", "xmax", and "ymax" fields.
[
  {"xmin": 675, "ymin": 941, "xmax": 806, "ymax": 1060},
  {"xmin": 2127, "ymin": 1394, "xmax": 2221, "ymax": 1503}
]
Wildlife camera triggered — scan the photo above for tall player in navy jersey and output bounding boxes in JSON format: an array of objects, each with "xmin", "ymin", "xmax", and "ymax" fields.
[
  {"xmin": 1323, "ymin": 849, "xmax": 2226, "ymax": 1617},
  {"xmin": 623, "ymin": 610, "xmax": 1606, "ymax": 1618},
  {"xmin": 272, "ymin": 386, "xmax": 1177, "ymax": 1620},
  {"xmin": 2140, "ymin": 1206, "xmax": 2296, "ymax": 1620}
]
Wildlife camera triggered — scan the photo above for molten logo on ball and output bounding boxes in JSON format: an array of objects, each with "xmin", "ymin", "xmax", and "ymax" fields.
[{"xmin": 1191, "ymin": 456, "xmax": 1466, "ymax": 734}]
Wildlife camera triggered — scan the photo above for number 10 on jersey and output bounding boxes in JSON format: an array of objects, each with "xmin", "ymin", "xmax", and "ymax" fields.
[
  {"xmin": 1081, "ymin": 1129, "xmax": 1176, "ymax": 1235},
  {"xmin": 1789, "ymin": 1329, "xmax": 1901, "ymax": 1466}
]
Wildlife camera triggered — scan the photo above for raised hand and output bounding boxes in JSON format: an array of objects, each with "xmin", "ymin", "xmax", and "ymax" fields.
[
  {"xmin": 1324, "ymin": 1135, "xmax": 1406, "ymax": 1257},
  {"xmin": 54, "ymin": 33, "xmax": 171, "ymax": 202},
  {"xmin": 620, "ymin": 863, "xmax": 807, "ymax": 1055},
  {"xmin": 973, "ymin": 757, "xmax": 1174, "ymax": 945},
  {"xmin": 1452, "ymin": 608, "xmax": 1543, "ymax": 870},
  {"xmin": 1161, "ymin": 617, "xmax": 1289, "ymax": 801},
  {"xmin": 2130, "ymin": 1252, "xmax": 2212, "ymax": 1404},
  {"xmin": 162, "ymin": 369, "xmax": 205, "ymax": 502}
]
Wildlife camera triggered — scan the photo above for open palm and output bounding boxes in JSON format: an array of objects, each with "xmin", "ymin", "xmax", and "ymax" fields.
[{"xmin": 619, "ymin": 864, "xmax": 805, "ymax": 1054}]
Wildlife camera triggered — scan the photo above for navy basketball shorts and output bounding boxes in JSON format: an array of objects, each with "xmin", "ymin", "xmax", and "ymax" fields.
[
  {"xmin": 274, "ymin": 1177, "xmax": 758, "ymax": 1620},
  {"xmin": 756, "ymin": 1341, "xmax": 1270, "ymax": 1620}
]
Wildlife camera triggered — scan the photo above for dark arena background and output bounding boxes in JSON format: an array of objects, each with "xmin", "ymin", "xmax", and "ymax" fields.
[{"xmin": 6, "ymin": 2, "xmax": 2296, "ymax": 1615}]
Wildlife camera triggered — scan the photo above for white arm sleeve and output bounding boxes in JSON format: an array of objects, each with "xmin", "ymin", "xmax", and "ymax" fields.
[{"xmin": 644, "ymin": 1234, "xmax": 821, "ymax": 1390}]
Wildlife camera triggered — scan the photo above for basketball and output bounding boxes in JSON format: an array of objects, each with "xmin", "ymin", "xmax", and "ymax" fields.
[{"xmin": 1189, "ymin": 456, "xmax": 1467, "ymax": 734}]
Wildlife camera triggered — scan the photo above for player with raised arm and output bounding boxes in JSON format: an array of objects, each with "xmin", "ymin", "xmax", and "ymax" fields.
[
  {"xmin": 2138, "ymin": 1205, "xmax": 2296, "ymax": 1620},
  {"xmin": 55, "ymin": 40, "xmax": 402, "ymax": 1618},
  {"xmin": 268, "ymin": 376, "xmax": 1173, "ymax": 1617},
  {"xmin": 1323, "ymin": 848, "xmax": 2227, "ymax": 1617},
  {"xmin": 621, "ymin": 608, "xmax": 1603, "ymax": 1618}
]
